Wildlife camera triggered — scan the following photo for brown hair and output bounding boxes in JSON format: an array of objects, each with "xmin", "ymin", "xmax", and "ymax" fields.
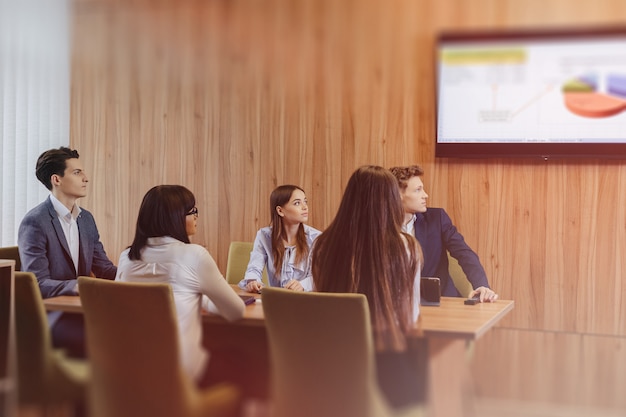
[
  {"xmin": 389, "ymin": 165, "xmax": 424, "ymax": 191},
  {"xmin": 35, "ymin": 147, "xmax": 80, "ymax": 190},
  {"xmin": 312, "ymin": 166, "xmax": 421, "ymax": 351},
  {"xmin": 269, "ymin": 185, "xmax": 308, "ymax": 276},
  {"xmin": 128, "ymin": 185, "xmax": 196, "ymax": 260}
]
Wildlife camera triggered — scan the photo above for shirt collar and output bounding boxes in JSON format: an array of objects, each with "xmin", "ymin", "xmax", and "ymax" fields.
[
  {"xmin": 402, "ymin": 213, "xmax": 416, "ymax": 231},
  {"xmin": 146, "ymin": 236, "xmax": 183, "ymax": 246},
  {"xmin": 50, "ymin": 194, "xmax": 81, "ymax": 220}
]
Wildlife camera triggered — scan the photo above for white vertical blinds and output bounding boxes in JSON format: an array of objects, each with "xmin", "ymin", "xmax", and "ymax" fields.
[{"xmin": 0, "ymin": 0, "xmax": 70, "ymax": 246}]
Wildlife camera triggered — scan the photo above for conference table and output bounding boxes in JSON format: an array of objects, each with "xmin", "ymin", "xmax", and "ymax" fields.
[{"xmin": 43, "ymin": 284, "xmax": 514, "ymax": 417}]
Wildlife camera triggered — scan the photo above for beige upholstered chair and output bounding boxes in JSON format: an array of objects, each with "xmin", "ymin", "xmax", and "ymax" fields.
[
  {"xmin": 77, "ymin": 276, "xmax": 241, "ymax": 417},
  {"xmin": 448, "ymin": 252, "xmax": 473, "ymax": 298},
  {"xmin": 0, "ymin": 246, "xmax": 21, "ymax": 271},
  {"xmin": 225, "ymin": 241, "xmax": 268, "ymax": 285},
  {"xmin": 262, "ymin": 287, "xmax": 424, "ymax": 417},
  {"xmin": 14, "ymin": 271, "xmax": 89, "ymax": 413}
]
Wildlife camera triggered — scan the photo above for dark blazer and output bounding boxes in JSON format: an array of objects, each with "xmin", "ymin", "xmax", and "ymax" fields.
[
  {"xmin": 18, "ymin": 196, "xmax": 117, "ymax": 298},
  {"xmin": 412, "ymin": 208, "xmax": 489, "ymax": 297}
]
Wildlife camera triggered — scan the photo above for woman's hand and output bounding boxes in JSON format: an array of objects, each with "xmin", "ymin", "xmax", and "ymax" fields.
[
  {"xmin": 245, "ymin": 280, "xmax": 264, "ymax": 294},
  {"xmin": 469, "ymin": 286, "xmax": 498, "ymax": 302},
  {"xmin": 284, "ymin": 279, "xmax": 304, "ymax": 291}
]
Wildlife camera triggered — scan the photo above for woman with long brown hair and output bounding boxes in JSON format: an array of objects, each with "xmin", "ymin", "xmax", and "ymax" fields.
[
  {"xmin": 238, "ymin": 184, "xmax": 321, "ymax": 292},
  {"xmin": 312, "ymin": 165, "xmax": 422, "ymax": 408}
]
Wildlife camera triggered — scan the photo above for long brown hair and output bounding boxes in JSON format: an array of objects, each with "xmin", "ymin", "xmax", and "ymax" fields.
[
  {"xmin": 312, "ymin": 166, "xmax": 421, "ymax": 351},
  {"xmin": 270, "ymin": 185, "xmax": 309, "ymax": 276}
]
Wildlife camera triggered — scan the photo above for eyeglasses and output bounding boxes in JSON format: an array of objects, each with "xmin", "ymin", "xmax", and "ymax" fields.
[{"xmin": 187, "ymin": 207, "xmax": 199, "ymax": 218}]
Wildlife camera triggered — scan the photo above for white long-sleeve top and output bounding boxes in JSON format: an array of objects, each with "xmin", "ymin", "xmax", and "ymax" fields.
[{"xmin": 116, "ymin": 236, "xmax": 245, "ymax": 382}]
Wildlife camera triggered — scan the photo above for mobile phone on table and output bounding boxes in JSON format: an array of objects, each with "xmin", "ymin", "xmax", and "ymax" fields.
[
  {"xmin": 420, "ymin": 277, "xmax": 441, "ymax": 306},
  {"xmin": 239, "ymin": 295, "xmax": 256, "ymax": 305}
]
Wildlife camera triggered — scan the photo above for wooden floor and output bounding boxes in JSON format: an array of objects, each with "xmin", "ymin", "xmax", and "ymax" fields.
[
  {"xmin": 473, "ymin": 398, "xmax": 626, "ymax": 417},
  {"xmin": 16, "ymin": 398, "xmax": 626, "ymax": 417},
  {"xmin": 17, "ymin": 406, "xmax": 74, "ymax": 417}
]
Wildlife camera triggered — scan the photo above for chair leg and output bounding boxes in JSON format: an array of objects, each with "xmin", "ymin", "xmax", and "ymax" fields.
[{"xmin": 465, "ymin": 339, "xmax": 476, "ymax": 362}]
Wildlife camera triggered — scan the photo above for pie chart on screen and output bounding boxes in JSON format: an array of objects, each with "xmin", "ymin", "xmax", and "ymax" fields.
[{"xmin": 562, "ymin": 73, "xmax": 626, "ymax": 118}]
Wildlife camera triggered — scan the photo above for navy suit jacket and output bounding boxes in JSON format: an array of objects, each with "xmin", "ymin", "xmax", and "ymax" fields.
[
  {"xmin": 413, "ymin": 208, "xmax": 489, "ymax": 297},
  {"xmin": 18, "ymin": 196, "xmax": 117, "ymax": 298}
]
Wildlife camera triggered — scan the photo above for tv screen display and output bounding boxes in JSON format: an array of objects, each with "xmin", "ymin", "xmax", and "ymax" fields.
[{"xmin": 435, "ymin": 27, "xmax": 626, "ymax": 159}]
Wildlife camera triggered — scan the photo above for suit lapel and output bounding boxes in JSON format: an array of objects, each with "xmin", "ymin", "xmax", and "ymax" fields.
[
  {"xmin": 414, "ymin": 213, "xmax": 426, "ymax": 245},
  {"xmin": 77, "ymin": 214, "xmax": 89, "ymax": 276},
  {"xmin": 47, "ymin": 198, "xmax": 73, "ymax": 261}
]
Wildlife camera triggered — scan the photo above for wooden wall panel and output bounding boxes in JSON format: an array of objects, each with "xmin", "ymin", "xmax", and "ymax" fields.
[
  {"xmin": 70, "ymin": 0, "xmax": 626, "ymax": 409},
  {"xmin": 70, "ymin": 0, "xmax": 626, "ymax": 331},
  {"xmin": 472, "ymin": 328, "xmax": 626, "ymax": 409},
  {"xmin": 70, "ymin": 0, "xmax": 431, "ymax": 266}
]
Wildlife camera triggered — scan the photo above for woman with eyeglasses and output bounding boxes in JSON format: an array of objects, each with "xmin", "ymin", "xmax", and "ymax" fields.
[
  {"xmin": 116, "ymin": 185, "xmax": 245, "ymax": 387},
  {"xmin": 238, "ymin": 184, "xmax": 321, "ymax": 293}
]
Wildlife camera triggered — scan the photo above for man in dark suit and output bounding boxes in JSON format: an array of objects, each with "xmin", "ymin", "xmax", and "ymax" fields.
[
  {"xmin": 390, "ymin": 165, "xmax": 497, "ymax": 302},
  {"xmin": 18, "ymin": 147, "xmax": 117, "ymax": 357}
]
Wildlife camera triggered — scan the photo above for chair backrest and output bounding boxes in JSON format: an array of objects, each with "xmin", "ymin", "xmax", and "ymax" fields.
[
  {"xmin": 225, "ymin": 241, "xmax": 267, "ymax": 285},
  {"xmin": 14, "ymin": 271, "xmax": 55, "ymax": 400},
  {"xmin": 78, "ymin": 277, "xmax": 191, "ymax": 417},
  {"xmin": 14, "ymin": 271, "xmax": 88, "ymax": 405},
  {"xmin": 447, "ymin": 252, "xmax": 473, "ymax": 297},
  {"xmin": 0, "ymin": 246, "xmax": 21, "ymax": 271},
  {"xmin": 262, "ymin": 287, "xmax": 392, "ymax": 417}
]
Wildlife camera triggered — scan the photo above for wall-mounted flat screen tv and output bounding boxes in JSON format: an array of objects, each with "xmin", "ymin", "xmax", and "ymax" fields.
[{"xmin": 435, "ymin": 27, "xmax": 626, "ymax": 159}]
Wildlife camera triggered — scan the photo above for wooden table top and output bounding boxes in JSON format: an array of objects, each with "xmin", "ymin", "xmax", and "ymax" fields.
[
  {"xmin": 42, "ymin": 284, "xmax": 513, "ymax": 340},
  {"xmin": 0, "ymin": 259, "xmax": 15, "ymax": 268}
]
